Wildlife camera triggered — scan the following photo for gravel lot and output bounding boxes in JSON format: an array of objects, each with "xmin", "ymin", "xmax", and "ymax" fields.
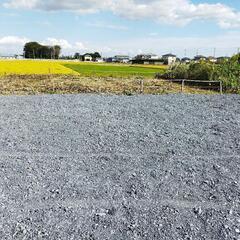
[{"xmin": 0, "ymin": 94, "xmax": 239, "ymax": 240}]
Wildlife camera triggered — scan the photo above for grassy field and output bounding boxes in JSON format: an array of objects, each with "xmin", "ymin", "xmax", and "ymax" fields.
[
  {"xmin": 63, "ymin": 62, "xmax": 166, "ymax": 77},
  {"xmin": 0, "ymin": 60, "xmax": 166, "ymax": 78}
]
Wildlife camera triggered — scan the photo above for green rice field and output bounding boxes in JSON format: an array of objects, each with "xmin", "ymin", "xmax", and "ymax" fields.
[{"xmin": 63, "ymin": 63, "xmax": 167, "ymax": 78}]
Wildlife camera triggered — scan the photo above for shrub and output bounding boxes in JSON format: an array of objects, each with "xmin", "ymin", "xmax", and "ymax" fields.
[{"xmin": 155, "ymin": 54, "xmax": 240, "ymax": 93}]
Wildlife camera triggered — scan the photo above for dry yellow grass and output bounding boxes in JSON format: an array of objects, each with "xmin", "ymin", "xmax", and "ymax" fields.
[
  {"xmin": 0, "ymin": 60, "xmax": 78, "ymax": 75},
  {"xmin": 0, "ymin": 75, "xmax": 218, "ymax": 95}
]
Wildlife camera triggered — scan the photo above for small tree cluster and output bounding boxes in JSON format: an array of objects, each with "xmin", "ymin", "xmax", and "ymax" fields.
[{"xmin": 24, "ymin": 42, "xmax": 61, "ymax": 59}]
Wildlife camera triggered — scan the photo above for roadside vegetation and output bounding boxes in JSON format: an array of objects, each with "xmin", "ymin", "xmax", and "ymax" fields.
[
  {"xmin": 157, "ymin": 54, "xmax": 240, "ymax": 93},
  {"xmin": 0, "ymin": 74, "xmax": 216, "ymax": 95}
]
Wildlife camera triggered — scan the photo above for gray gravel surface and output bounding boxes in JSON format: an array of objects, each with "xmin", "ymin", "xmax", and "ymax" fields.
[{"xmin": 0, "ymin": 94, "xmax": 240, "ymax": 240}]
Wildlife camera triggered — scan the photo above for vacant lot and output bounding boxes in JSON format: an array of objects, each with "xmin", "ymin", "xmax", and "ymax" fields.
[
  {"xmin": 0, "ymin": 74, "xmax": 217, "ymax": 95},
  {"xmin": 0, "ymin": 94, "xmax": 239, "ymax": 239}
]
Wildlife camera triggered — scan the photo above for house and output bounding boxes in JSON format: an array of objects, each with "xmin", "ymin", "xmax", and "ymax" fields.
[
  {"xmin": 106, "ymin": 57, "xmax": 113, "ymax": 63},
  {"xmin": 81, "ymin": 52, "xmax": 102, "ymax": 62},
  {"xmin": 181, "ymin": 57, "xmax": 191, "ymax": 64},
  {"xmin": 83, "ymin": 54, "xmax": 93, "ymax": 62},
  {"xmin": 217, "ymin": 56, "xmax": 230, "ymax": 64},
  {"xmin": 95, "ymin": 58, "xmax": 104, "ymax": 63},
  {"xmin": 194, "ymin": 55, "xmax": 207, "ymax": 63},
  {"xmin": 113, "ymin": 55, "xmax": 130, "ymax": 63},
  {"xmin": 131, "ymin": 54, "xmax": 163, "ymax": 65},
  {"xmin": 134, "ymin": 54, "xmax": 160, "ymax": 60},
  {"xmin": 162, "ymin": 54, "xmax": 177, "ymax": 65},
  {"xmin": 208, "ymin": 56, "xmax": 217, "ymax": 63},
  {"xmin": 0, "ymin": 55, "xmax": 22, "ymax": 60},
  {"xmin": 148, "ymin": 54, "xmax": 161, "ymax": 60}
]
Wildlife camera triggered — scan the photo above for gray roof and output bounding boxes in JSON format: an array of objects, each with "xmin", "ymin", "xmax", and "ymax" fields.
[{"xmin": 162, "ymin": 53, "xmax": 176, "ymax": 57}]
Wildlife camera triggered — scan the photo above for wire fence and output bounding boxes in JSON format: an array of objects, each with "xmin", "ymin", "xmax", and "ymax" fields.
[
  {"xmin": 0, "ymin": 75, "xmax": 223, "ymax": 95},
  {"xmin": 139, "ymin": 79, "xmax": 223, "ymax": 94}
]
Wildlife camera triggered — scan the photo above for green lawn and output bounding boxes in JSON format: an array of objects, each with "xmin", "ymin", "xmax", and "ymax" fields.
[{"xmin": 63, "ymin": 63, "xmax": 166, "ymax": 78}]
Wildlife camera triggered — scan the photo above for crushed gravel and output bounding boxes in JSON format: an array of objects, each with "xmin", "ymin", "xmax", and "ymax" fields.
[{"xmin": 0, "ymin": 94, "xmax": 239, "ymax": 239}]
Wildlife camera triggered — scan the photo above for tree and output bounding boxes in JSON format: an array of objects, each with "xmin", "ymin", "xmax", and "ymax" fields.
[
  {"xmin": 53, "ymin": 45, "xmax": 61, "ymax": 59},
  {"xmin": 24, "ymin": 42, "xmax": 42, "ymax": 59},
  {"xmin": 74, "ymin": 53, "xmax": 81, "ymax": 59},
  {"xmin": 23, "ymin": 42, "xmax": 61, "ymax": 59},
  {"xmin": 93, "ymin": 52, "xmax": 101, "ymax": 59}
]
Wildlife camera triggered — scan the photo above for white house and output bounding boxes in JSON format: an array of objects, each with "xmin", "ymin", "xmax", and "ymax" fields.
[
  {"xmin": 208, "ymin": 56, "xmax": 217, "ymax": 63},
  {"xmin": 84, "ymin": 54, "xmax": 93, "ymax": 62},
  {"xmin": 162, "ymin": 54, "xmax": 177, "ymax": 65},
  {"xmin": 96, "ymin": 58, "xmax": 104, "ymax": 63},
  {"xmin": 114, "ymin": 55, "xmax": 130, "ymax": 63},
  {"xmin": 150, "ymin": 54, "xmax": 161, "ymax": 60}
]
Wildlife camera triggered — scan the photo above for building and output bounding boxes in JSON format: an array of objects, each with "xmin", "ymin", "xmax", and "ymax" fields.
[
  {"xmin": 131, "ymin": 54, "xmax": 163, "ymax": 65},
  {"xmin": 134, "ymin": 54, "xmax": 160, "ymax": 60},
  {"xmin": 113, "ymin": 55, "xmax": 130, "ymax": 63},
  {"xmin": 148, "ymin": 54, "xmax": 161, "ymax": 60},
  {"xmin": 83, "ymin": 54, "xmax": 93, "ymax": 62},
  {"xmin": 216, "ymin": 56, "xmax": 230, "ymax": 64},
  {"xmin": 181, "ymin": 57, "xmax": 191, "ymax": 64},
  {"xmin": 95, "ymin": 58, "xmax": 104, "ymax": 63},
  {"xmin": 162, "ymin": 54, "xmax": 177, "ymax": 65},
  {"xmin": 208, "ymin": 56, "xmax": 217, "ymax": 63},
  {"xmin": 81, "ymin": 52, "xmax": 102, "ymax": 62},
  {"xmin": 194, "ymin": 55, "xmax": 207, "ymax": 63},
  {"xmin": 0, "ymin": 54, "xmax": 23, "ymax": 60},
  {"xmin": 106, "ymin": 57, "xmax": 113, "ymax": 63}
]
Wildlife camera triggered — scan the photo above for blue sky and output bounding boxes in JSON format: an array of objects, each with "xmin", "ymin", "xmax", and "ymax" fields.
[{"xmin": 0, "ymin": 0, "xmax": 240, "ymax": 57}]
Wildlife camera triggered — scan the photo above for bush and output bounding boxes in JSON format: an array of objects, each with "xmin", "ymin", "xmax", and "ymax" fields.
[
  {"xmin": 155, "ymin": 64, "xmax": 189, "ymax": 79},
  {"xmin": 188, "ymin": 63, "xmax": 213, "ymax": 80},
  {"xmin": 155, "ymin": 54, "xmax": 240, "ymax": 93}
]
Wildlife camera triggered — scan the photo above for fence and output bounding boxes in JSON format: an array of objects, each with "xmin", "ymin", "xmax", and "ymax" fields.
[{"xmin": 139, "ymin": 79, "xmax": 223, "ymax": 94}]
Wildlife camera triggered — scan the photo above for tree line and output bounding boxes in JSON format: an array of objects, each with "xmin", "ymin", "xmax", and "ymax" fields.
[{"xmin": 24, "ymin": 42, "xmax": 61, "ymax": 59}]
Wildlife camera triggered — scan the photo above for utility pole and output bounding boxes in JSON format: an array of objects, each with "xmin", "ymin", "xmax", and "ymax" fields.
[
  {"xmin": 184, "ymin": 49, "xmax": 187, "ymax": 57},
  {"xmin": 213, "ymin": 48, "xmax": 216, "ymax": 57}
]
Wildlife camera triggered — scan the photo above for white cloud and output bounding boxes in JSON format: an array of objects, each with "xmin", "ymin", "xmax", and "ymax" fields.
[
  {"xmin": 3, "ymin": 0, "xmax": 111, "ymax": 13},
  {"xmin": 0, "ymin": 36, "xmax": 88, "ymax": 55},
  {"xmin": 0, "ymin": 36, "xmax": 29, "ymax": 45},
  {"xmin": 75, "ymin": 42, "xmax": 87, "ymax": 50},
  {"xmin": 42, "ymin": 38, "xmax": 73, "ymax": 49},
  {"xmin": 3, "ymin": 0, "xmax": 240, "ymax": 29},
  {"xmin": 0, "ymin": 33, "xmax": 239, "ymax": 57},
  {"xmin": 41, "ymin": 38, "xmax": 88, "ymax": 54},
  {"xmin": 101, "ymin": 31, "xmax": 240, "ymax": 57},
  {"xmin": 149, "ymin": 32, "xmax": 159, "ymax": 37},
  {"xmin": 86, "ymin": 21, "xmax": 128, "ymax": 30},
  {"xmin": 0, "ymin": 36, "xmax": 29, "ymax": 55}
]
